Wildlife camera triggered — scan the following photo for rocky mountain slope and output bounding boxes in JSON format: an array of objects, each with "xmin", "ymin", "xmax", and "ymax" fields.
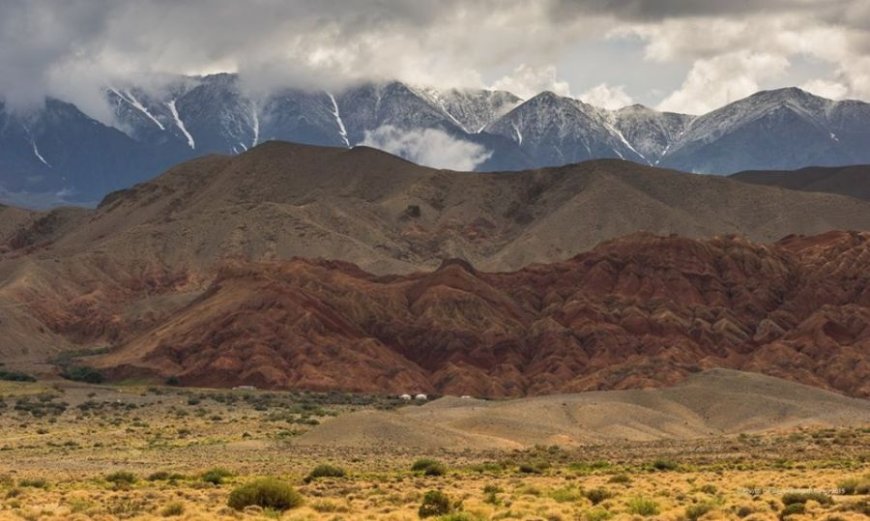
[
  {"xmin": 91, "ymin": 231, "xmax": 870, "ymax": 398},
  {"xmin": 731, "ymin": 164, "xmax": 870, "ymax": 201},
  {"xmin": 2, "ymin": 74, "xmax": 869, "ymax": 205},
  {"xmin": 8, "ymin": 142, "xmax": 870, "ymax": 276},
  {"xmin": 0, "ymin": 143, "xmax": 868, "ymax": 396}
]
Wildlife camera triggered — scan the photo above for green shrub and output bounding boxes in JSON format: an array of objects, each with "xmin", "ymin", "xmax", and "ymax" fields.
[
  {"xmin": 412, "ymin": 458, "xmax": 439, "ymax": 471},
  {"xmin": 607, "ymin": 474, "xmax": 631, "ymax": 485},
  {"xmin": 839, "ymin": 499, "xmax": 869, "ymax": 516},
  {"xmin": 518, "ymin": 463, "xmax": 542, "ymax": 474},
  {"xmin": 736, "ymin": 505, "xmax": 755, "ymax": 518},
  {"xmin": 839, "ymin": 478, "xmax": 860, "ymax": 495},
  {"xmin": 585, "ymin": 507, "xmax": 613, "ymax": 521},
  {"xmin": 201, "ymin": 467, "xmax": 233, "ymax": 485},
  {"xmin": 781, "ymin": 492, "xmax": 833, "ymax": 506},
  {"xmin": 651, "ymin": 459, "xmax": 678, "ymax": 471},
  {"xmin": 147, "ymin": 471, "xmax": 171, "ymax": 481},
  {"xmin": 227, "ymin": 478, "xmax": 302, "ymax": 511},
  {"xmin": 699, "ymin": 484, "xmax": 717, "ymax": 495},
  {"xmin": 779, "ymin": 503, "xmax": 805, "ymax": 519},
  {"xmin": 304, "ymin": 464, "xmax": 346, "ymax": 483},
  {"xmin": 483, "ymin": 484, "xmax": 501, "ymax": 505},
  {"xmin": 149, "ymin": 471, "xmax": 184, "ymax": 482},
  {"xmin": 550, "ymin": 486, "xmax": 582, "ymax": 503},
  {"xmin": 437, "ymin": 513, "xmax": 480, "ymax": 521},
  {"xmin": 419, "ymin": 490, "xmax": 452, "ymax": 518},
  {"xmin": 19, "ymin": 478, "xmax": 48, "ymax": 489},
  {"xmin": 61, "ymin": 366, "xmax": 104, "ymax": 384},
  {"xmin": 585, "ymin": 488, "xmax": 614, "ymax": 505},
  {"xmin": 686, "ymin": 502, "xmax": 714, "ymax": 521},
  {"xmin": 0, "ymin": 370, "xmax": 36, "ymax": 382},
  {"xmin": 105, "ymin": 471, "xmax": 137, "ymax": 486},
  {"xmin": 412, "ymin": 459, "xmax": 447, "ymax": 476},
  {"xmin": 627, "ymin": 497, "xmax": 659, "ymax": 516},
  {"xmin": 839, "ymin": 476, "xmax": 870, "ymax": 495},
  {"xmin": 310, "ymin": 500, "xmax": 348, "ymax": 513},
  {"xmin": 160, "ymin": 502, "xmax": 184, "ymax": 517}
]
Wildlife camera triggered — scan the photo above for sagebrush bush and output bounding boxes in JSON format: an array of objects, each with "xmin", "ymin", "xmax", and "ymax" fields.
[
  {"xmin": 160, "ymin": 501, "xmax": 184, "ymax": 517},
  {"xmin": 412, "ymin": 459, "xmax": 447, "ymax": 476},
  {"xmin": 60, "ymin": 366, "xmax": 104, "ymax": 384},
  {"xmin": 304, "ymin": 464, "xmax": 346, "ymax": 483},
  {"xmin": 419, "ymin": 490, "xmax": 451, "ymax": 518},
  {"xmin": 550, "ymin": 486, "xmax": 582, "ymax": 503},
  {"xmin": 201, "ymin": 467, "xmax": 233, "ymax": 485},
  {"xmin": 105, "ymin": 471, "xmax": 137, "ymax": 486},
  {"xmin": 585, "ymin": 488, "xmax": 613, "ymax": 505},
  {"xmin": 781, "ymin": 492, "xmax": 833, "ymax": 506},
  {"xmin": 779, "ymin": 503, "xmax": 805, "ymax": 519},
  {"xmin": 227, "ymin": 478, "xmax": 302, "ymax": 511},
  {"xmin": 651, "ymin": 459, "xmax": 678, "ymax": 471},
  {"xmin": 0, "ymin": 370, "xmax": 36, "ymax": 382},
  {"xmin": 147, "ymin": 471, "xmax": 170, "ymax": 481},
  {"xmin": 685, "ymin": 502, "xmax": 714, "ymax": 521},
  {"xmin": 627, "ymin": 497, "xmax": 659, "ymax": 516},
  {"xmin": 699, "ymin": 484, "xmax": 718, "ymax": 495},
  {"xmin": 517, "ymin": 463, "xmax": 542, "ymax": 474},
  {"xmin": 437, "ymin": 513, "xmax": 480, "ymax": 521},
  {"xmin": 838, "ymin": 476, "xmax": 870, "ymax": 495},
  {"xmin": 18, "ymin": 478, "xmax": 48, "ymax": 489},
  {"xmin": 607, "ymin": 474, "xmax": 631, "ymax": 485},
  {"xmin": 585, "ymin": 507, "xmax": 613, "ymax": 521}
]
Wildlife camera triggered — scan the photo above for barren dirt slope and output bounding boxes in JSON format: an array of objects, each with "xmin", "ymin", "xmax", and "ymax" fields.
[{"xmin": 297, "ymin": 369, "xmax": 870, "ymax": 450}]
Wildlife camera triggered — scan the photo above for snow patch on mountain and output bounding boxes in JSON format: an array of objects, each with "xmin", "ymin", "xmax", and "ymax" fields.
[
  {"xmin": 110, "ymin": 88, "xmax": 165, "ymax": 131},
  {"xmin": 250, "ymin": 105, "xmax": 260, "ymax": 148},
  {"xmin": 31, "ymin": 141, "xmax": 50, "ymax": 167},
  {"xmin": 327, "ymin": 92, "xmax": 350, "ymax": 148},
  {"xmin": 167, "ymin": 99, "xmax": 195, "ymax": 149}
]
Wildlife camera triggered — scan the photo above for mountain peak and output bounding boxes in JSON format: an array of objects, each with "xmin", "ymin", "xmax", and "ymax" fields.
[
  {"xmin": 745, "ymin": 86, "xmax": 828, "ymax": 105},
  {"xmin": 3, "ymin": 78, "xmax": 870, "ymax": 207},
  {"xmin": 531, "ymin": 90, "xmax": 566, "ymax": 103}
]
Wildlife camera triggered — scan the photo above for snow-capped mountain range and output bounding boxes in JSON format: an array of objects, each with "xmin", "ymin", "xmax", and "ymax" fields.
[{"xmin": 1, "ymin": 73, "xmax": 869, "ymax": 205}]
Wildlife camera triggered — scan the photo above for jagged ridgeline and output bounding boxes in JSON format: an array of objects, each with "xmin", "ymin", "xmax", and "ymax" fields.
[{"xmin": 2, "ymin": 74, "xmax": 869, "ymax": 204}]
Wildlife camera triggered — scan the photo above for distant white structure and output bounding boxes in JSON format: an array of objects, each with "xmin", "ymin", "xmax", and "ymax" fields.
[
  {"xmin": 415, "ymin": 393, "xmax": 428, "ymax": 401},
  {"xmin": 399, "ymin": 394, "xmax": 412, "ymax": 401},
  {"xmin": 233, "ymin": 385, "xmax": 257, "ymax": 391},
  {"xmin": 460, "ymin": 395, "xmax": 472, "ymax": 399}
]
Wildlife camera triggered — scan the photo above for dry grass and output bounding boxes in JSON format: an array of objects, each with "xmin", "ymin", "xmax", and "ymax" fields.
[{"xmin": 0, "ymin": 380, "xmax": 867, "ymax": 520}]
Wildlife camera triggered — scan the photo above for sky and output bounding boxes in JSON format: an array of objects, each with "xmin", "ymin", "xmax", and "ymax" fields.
[{"xmin": 1, "ymin": 0, "xmax": 869, "ymax": 119}]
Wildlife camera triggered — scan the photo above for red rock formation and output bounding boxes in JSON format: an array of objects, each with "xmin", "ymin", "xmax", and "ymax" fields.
[{"xmin": 92, "ymin": 231, "xmax": 870, "ymax": 398}]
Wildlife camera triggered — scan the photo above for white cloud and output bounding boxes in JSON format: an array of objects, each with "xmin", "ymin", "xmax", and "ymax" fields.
[
  {"xmin": 491, "ymin": 64, "xmax": 572, "ymax": 100},
  {"xmin": 657, "ymin": 52, "xmax": 790, "ymax": 114},
  {"xmin": 836, "ymin": 56, "xmax": 870, "ymax": 100},
  {"xmin": 1, "ymin": 0, "xmax": 870, "ymax": 117},
  {"xmin": 616, "ymin": 10, "xmax": 870, "ymax": 106},
  {"xmin": 579, "ymin": 83, "xmax": 633, "ymax": 109},
  {"xmin": 800, "ymin": 79, "xmax": 849, "ymax": 100},
  {"xmin": 360, "ymin": 125, "xmax": 492, "ymax": 171}
]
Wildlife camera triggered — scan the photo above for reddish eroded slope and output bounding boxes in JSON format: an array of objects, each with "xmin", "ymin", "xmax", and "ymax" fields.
[{"xmin": 96, "ymin": 231, "xmax": 870, "ymax": 398}]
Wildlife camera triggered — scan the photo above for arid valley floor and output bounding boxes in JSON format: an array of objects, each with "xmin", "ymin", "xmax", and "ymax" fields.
[{"xmin": 0, "ymin": 375, "xmax": 867, "ymax": 521}]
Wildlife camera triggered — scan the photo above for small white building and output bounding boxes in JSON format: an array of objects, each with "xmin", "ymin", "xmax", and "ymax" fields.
[
  {"xmin": 415, "ymin": 393, "xmax": 428, "ymax": 401},
  {"xmin": 399, "ymin": 393, "xmax": 412, "ymax": 400}
]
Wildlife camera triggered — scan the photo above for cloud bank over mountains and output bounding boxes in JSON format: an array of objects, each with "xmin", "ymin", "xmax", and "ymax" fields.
[
  {"xmin": 360, "ymin": 125, "xmax": 492, "ymax": 171},
  {"xmin": 1, "ymin": 0, "xmax": 869, "ymax": 120}
]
